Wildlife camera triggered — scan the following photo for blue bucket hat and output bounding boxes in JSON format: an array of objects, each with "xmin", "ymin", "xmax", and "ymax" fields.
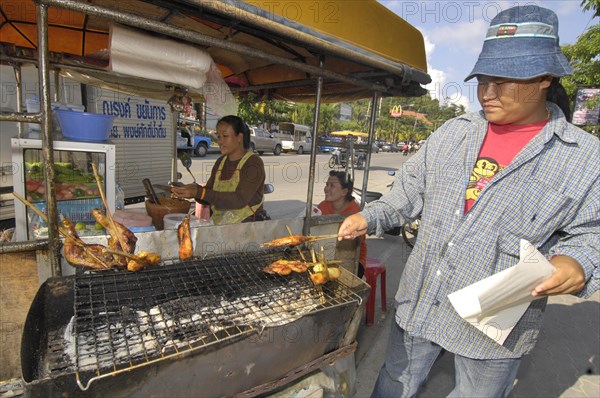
[{"xmin": 465, "ymin": 5, "xmax": 572, "ymax": 81}]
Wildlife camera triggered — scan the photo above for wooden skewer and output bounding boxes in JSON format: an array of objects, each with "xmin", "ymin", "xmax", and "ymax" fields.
[
  {"xmin": 285, "ymin": 225, "xmax": 306, "ymax": 262},
  {"xmin": 91, "ymin": 163, "xmax": 129, "ymax": 256},
  {"xmin": 12, "ymin": 191, "xmax": 111, "ymax": 269},
  {"xmin": 304, "ymin": 234, "xmax": 340, "ymax": 243},
  {"xmin": 310, "ymin": 233, "xmax": 340, "ymax": 240},
  {"xmin": 14, "ymin": 191, "xmax": 154, "ymax": 270}
]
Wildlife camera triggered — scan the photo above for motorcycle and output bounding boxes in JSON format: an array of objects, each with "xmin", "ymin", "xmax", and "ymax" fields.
[
  {"xmin": 329, "ymin": 148, "xmax": 365, "ymax": 170},
  {"xmin": 385, "ymin": 170, "xmax": 420, "ymax": 247},
  {"xmin": 355, "ymin": 169, "xmax": 420, "ymax": 248}
]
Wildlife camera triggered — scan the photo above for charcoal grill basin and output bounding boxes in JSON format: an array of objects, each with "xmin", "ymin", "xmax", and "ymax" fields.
[{"xmin": 21, "ymin": 254, "xmax": 369, "ymax": 397}]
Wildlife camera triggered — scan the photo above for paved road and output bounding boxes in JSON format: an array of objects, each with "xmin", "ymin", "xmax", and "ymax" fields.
[{"xmin": 182, "ymin": 151, "xmax": 410, "ymax": 219}]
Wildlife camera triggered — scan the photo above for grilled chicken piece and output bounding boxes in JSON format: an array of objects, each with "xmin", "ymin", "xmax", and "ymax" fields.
[
  {"xmin": 309, "ymin": 272, "xmax": 329, "ymax": 285},
  {"xmin": 260, "ymin": 235, "xmax": 317, "ymax": 248},
  {"xmin": 265, "ymin": 263, "xmax": 293, "ymax": 275},
  {"xmin": 127, "ymin": 250, "xmax": 161, "ymax": 272},
  {"xmin": 287, "ymin": 260, "xmax": 308, "ymax": 273},
  {"xmin": 262, "ymin": 259, "xmax": 308, "ymax": 275},
  {"xmin": 92, "ymin": 208, "xmax": 137, "ymax": 266},
  {"xmin": 62, "ymin": 218, "xmax": 114, "ymax": 270},
  {"xmin": 177, "ymin": 215, "xmax": 193, "ymax": 260}
]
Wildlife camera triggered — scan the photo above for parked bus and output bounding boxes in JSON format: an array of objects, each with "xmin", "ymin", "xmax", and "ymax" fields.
[{"xmin": 277, "ymin": 122, "xmax": 311, "ymax": 154}]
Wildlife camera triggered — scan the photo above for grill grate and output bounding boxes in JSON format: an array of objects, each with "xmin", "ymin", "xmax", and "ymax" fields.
[{"xmin": 71, "ymin": 250, "xmax": 362, "ymax": 390}]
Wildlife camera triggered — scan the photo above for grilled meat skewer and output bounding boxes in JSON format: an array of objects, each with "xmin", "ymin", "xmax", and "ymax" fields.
[
  {"xmin": 92, "ymin": 208, "xmax": 137, "ymax": 266},
  {"xmin": 260, "ymin": 235, "xmax": 316, "ymax": 248},
  {"xmin": 62, "ymin": 218, "xmax": 116, "ymax": 270},
  {"xmin": 260, "ymin": 234, "xmax": 339, "ymax": 248},
  {"xmin": 178, "ymin": 215, "xmax": 193, "ymax": 260}
]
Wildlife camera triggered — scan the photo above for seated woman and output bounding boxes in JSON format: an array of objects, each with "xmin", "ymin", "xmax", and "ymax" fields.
[
  {"xmin": 317, "ymin": 171, "xmax": 366, "ymax": 277},
  {"xmin": 172, "ymin": 115, "xmax": 268, "ymax": 224}
]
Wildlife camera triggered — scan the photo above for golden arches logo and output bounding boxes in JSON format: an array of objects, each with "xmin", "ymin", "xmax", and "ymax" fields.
[{"xmin": 390, "ymin": 105, "xmax": 403, "ymax": 117}]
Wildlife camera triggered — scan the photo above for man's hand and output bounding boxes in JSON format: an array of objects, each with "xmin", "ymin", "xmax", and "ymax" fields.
[
  {"xmin": 171, "ymin": 183, "xmax": 199, "ymax": 200},
  {"xmin": 338, "ymin": 213, "xmax": 368, "ymax": 240},
  {"xmin": 532, "ymin": 255, "xmax": 586, "ymax": 297}
]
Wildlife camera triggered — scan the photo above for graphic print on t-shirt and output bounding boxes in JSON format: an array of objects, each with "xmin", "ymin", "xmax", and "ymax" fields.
[
  {"xmin": 464, "ymin": 119, "xmax": 546, "ymax": 213},
  {"xmin": 465, "ymin": 157, "xmax": 502, "ymax": 201}
]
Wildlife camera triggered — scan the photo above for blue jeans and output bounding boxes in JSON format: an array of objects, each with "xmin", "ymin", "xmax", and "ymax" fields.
[{"xmin": 371, "ymin": 321, "xmax": 521, "ymax": 398}]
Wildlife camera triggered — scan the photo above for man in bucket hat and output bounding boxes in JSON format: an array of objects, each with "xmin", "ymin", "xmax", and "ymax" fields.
[{"xmin": 338, "ymin": 5, "xmax": 598, "ymax": 397}]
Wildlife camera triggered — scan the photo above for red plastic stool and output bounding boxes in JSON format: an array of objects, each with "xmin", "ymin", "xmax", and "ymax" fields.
[{"xmin": 364, "ymin": 257, "xmax": 387, "ymax": 325}]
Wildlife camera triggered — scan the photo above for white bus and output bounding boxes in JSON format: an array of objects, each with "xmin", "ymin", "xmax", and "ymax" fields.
[{"xmin": 277, "ymin": 122, "xmax": 311, "ymax": 154}]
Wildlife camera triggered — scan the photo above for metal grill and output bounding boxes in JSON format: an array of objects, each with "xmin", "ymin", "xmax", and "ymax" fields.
[{"xmin": 71, "ymin": 250, "xmax": 362, "ymax": 390}]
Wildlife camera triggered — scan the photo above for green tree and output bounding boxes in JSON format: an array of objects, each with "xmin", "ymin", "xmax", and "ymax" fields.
[
  {"xmin": 237, "ymin": 93, "xmax": 294, "ymax": 129},
  {"xmin": 237, "ymin": 93, "xmax": 465, "ymax": 141},
  {"xmin": 292, "ymin": 103, "xmax": 340, "ymax": 135},
  {"xmin": 580, "ymin": 0, "xmax": 600, "ymax": 16},
  {"xmin": 561, "ymin": 14, "xmax": 599, "ymax": 136}
]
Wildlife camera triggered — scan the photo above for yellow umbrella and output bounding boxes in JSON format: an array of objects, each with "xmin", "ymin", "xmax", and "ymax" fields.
[{"xmin": 330, "ymin": 131, "xmax": 369, "ymax": 138}]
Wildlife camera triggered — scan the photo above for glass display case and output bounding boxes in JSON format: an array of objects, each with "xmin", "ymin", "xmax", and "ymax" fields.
[{"xmin": 12, "ymin": 137, "xmax": 116, "ymax": 241}]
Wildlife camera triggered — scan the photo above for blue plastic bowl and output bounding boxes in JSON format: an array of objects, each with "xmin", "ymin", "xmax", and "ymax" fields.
[{"xmin": 54, "ymin": 109, "xmax": 114, "ymax": 142}]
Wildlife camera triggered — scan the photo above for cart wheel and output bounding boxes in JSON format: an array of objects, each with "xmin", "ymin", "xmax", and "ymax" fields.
[
  {"xmin": 328, "ymin": 156, "xmax": 336, "ymax": 168},
  {"xmin": 401, "ymin": 218, "xmax": 419, "ymax": 248}
]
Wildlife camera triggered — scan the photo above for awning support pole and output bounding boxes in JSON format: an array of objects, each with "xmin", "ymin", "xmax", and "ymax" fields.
[
  {"xmin": 13, "ymin": 64, "xmax": 24, "ymax": 137},
  {"xmin": 53, "ymin": 69, "xmax": 61, "ymax": 102},
  {"xmin": 359, "ymin": 93, "xmax": 380, "ymax": 208},
  {"xmin": 303, "ymin": 59, "xmax": 324, "ymax": 236},
  {"xmin": 37, "ymin": 2, "xmax": 62, "ymax": 276}
]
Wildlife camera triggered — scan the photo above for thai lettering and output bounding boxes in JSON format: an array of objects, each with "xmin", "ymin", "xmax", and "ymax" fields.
[
  {"xmin": 136, "ymin": 99, "xmax": 167, "ymax": 120},
  {"xmin": 122, "ymin": 121, "xmax": 167, "ymax": 139},
  {"xmin": 102, "ymin": 98, "xmax": 131, "ymax": 118}
]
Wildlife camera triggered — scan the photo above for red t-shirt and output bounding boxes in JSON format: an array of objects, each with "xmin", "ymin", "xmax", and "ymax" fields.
[
  {"xmin": 464, "ymin": 120, "xmax": 547, "ymax": 212},
  {"xmin": 318, "ymin": 200, "xmax": 367, "ymax": 266}
]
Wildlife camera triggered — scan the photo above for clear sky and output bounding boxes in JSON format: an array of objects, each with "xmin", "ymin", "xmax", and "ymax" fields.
[{"xmin": 379, "ymin": 1, "xmax": 598, "ymax": 111}]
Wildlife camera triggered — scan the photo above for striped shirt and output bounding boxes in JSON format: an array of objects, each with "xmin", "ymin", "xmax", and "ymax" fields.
[{"xmin": 362, "ymin": 102, "xmax": 599, "ymax": 359}]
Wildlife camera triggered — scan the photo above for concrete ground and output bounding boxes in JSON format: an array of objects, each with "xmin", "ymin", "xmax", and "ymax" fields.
[{"xmin": 353, "ymin": 234, "xmax": 600, "ymax": 398}]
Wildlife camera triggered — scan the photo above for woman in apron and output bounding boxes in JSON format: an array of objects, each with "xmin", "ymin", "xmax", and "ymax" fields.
[{"xmin": 172, "ymin": 115, "xmax": 268, "ymax": 224}]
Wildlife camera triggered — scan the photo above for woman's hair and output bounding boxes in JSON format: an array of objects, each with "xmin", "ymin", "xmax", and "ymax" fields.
[
  {"xmin": 329, "ymin": 170, "xmax": 354, "ymax": 202},
  {"xmin": 217, "ymin": 115, "xmax": 250, "ymax": 150},
  {"xmin": 547, "ymin": 78, "xmax": 572, "ymax": 122}
]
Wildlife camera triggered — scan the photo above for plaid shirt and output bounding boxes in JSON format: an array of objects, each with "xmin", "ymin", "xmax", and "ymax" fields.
[{"xmin": 363, "ymin": 102, "xmax": 599, "ymax": 359}]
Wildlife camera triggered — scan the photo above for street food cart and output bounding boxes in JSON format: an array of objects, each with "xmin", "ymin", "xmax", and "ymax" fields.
[{"xmin": 0, "ymin": 0, "xmax": 430, "ymax": 396}]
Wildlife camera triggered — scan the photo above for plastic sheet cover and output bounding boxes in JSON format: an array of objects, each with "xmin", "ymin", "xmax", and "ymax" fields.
[{"xmin": 108, "ymin": 24, "xmax": 237, "ymax": 116}]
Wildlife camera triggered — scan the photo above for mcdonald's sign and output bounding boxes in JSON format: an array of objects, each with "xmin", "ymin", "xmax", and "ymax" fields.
[{"xmin": 390, "ymin": 105, "xmax": 403, "ymax": 118}]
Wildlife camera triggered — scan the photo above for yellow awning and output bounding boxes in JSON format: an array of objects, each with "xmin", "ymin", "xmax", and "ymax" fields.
[
  {"xmin": 0, "ymin": 0, "xmax": 430, "ymax": 102},
  {"xmin": 252, "ymin": 0, "xmax": 427, "ymax": 72}
]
